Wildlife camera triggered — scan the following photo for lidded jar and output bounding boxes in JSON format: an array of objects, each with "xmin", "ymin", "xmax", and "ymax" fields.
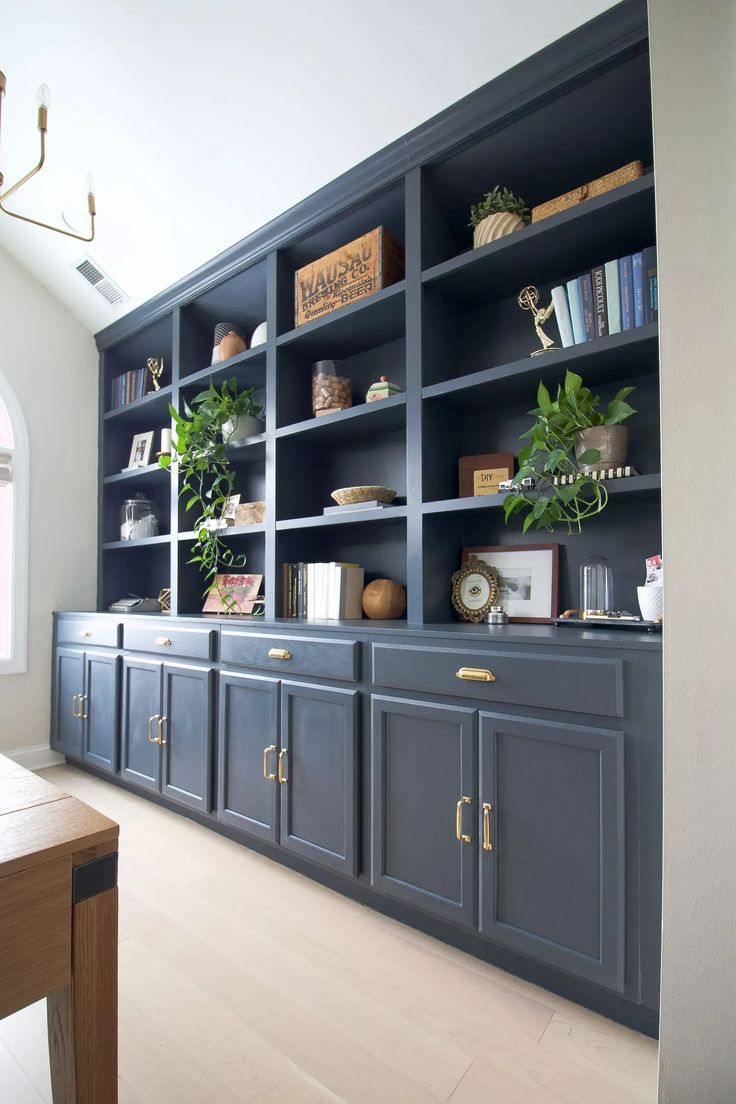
[
  {"xmin": 121, "ymin": 493, "xmax": 160, "ymax": 541},
  {"xmin": 579, "ymin": 555, "xmax": 614, "ymax": 615},
  {"xmin": 312, "ymin": 360, "xmax": 351, "ymax": 417}
]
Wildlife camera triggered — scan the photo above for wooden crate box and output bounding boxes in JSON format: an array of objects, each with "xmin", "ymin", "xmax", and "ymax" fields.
[{"xmin": 294, "ymin": 226, "xmax": 404, "ymax": 327}]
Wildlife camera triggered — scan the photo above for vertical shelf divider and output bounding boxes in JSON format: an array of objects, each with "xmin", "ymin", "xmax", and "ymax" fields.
[
  {"xmin": 405, "ymin": 167, "xmax": 424, "ymax": 625},
  {"xmin": 265, "ymin": 251, "xmax": 279, "ymax": 620},
  {"xmin": 169, "ymin": 306, "xmax": 182, "ymax": 615}
]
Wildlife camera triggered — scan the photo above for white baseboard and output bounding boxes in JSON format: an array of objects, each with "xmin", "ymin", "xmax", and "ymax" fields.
[{"xmin": 4, "ymin": 744, "xmax": 65, "ymax": 770}]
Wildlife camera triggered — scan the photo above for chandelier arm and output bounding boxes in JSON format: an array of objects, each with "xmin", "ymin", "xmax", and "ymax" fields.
[
  {"xmin": 0, "ymin": 129, "xmax": 46, "ymax": 203},
  {"xmin": 0, "ymin": 195, "xmax": 94, "ymax": 242}
]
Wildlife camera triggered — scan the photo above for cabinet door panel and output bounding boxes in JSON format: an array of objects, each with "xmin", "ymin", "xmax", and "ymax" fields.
[
  {"xmin": 280, "ymin": 682, "xmax": 359, "ymax": 876},
  {"xmin": 480, "ymin": 712, "xmax": 625, "ymax": 991},
  {"xmin": 84, "ymin": 652, "xmax": 120, "ymax": 773},
  {"xmin": 121, "ymin": 658, "xmax": 162, "ymax": 792},
  {"xmin": 371, "ymin": 695, "xmax": 476, "ymax": 927},
  {"xmin": 217, "ymin": 672, "xmax": 279, "ymax": 842},
  {"xmin": 52, "ymin": 648, "xmax": 85, "ymax": 758},
  {"xmin": 162, "ymin": 663, "xmax": 213, "ymax": 813}
]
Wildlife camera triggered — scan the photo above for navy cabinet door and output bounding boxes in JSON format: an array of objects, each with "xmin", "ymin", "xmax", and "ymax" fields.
[
  {"xmin": 279, "ymin": 681, "xmax": 359, "ymax": 876},
  {"xmin": 52, "ymin": 647, "xmax": 85, "ymax": 758},
  {"xmin": 83, "ymin": 652, "xmax": 120, "ymax": 773},
  {"xmin": 479, "ymin": 712, "xmax": 625, "ymax": 991},
  {"xmin": 371, "ymin": 695, "xmax": 476, "ymax": 928},
  {"xmin": 161, "ymin": 662, "xmax": 213, "ymax": 813},
  {"xmin": 121, "ymin": 657, "xmax": 162, "ymax": 792},
  {"xmin": 217, "ymin": 671, "xmax": 279, "ymax": 842}
]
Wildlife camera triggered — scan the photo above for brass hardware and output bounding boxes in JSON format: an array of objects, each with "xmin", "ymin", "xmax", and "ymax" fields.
[
  {"xmin": 147, "ymin": 715, "xmax": 160, "ymax": 744},
  {"xmin": 79, "ymin": 630, "xmax": 92, "ymax": 638},
  {"xmin": 268, "ymin": 648, "xmax": 292, "ymax": 661},
  {"xmin": 72, "ymin": 693, "xmax": 81, "ymax": 718},
  {"xmin": 277, "ymin": 748, "xmax": 288, "ymax": 784},
  {"xmin": 263, "ymin": 744, "xmax": 277, "ymax": 781},
  {"xmin": 482, "ymin": 802, "xmax": 494, "ymax": 852},
  {"xmin": 155, "ymin": 636, "xmax": 172, "ymax": 647},
  {"xmin": 158, "ymin": 716, "xmax": 167, "ymax": 746},
  {"xmin": 79, "ymin": 694, "xmax": 88, "ymax": 721},
  {"xmin": 455, "ymin": 796, "xmax": 472, "ymax": 843},
  {"xmin": 518, "ymin": 285, "xmax": 559, "ymax": 356},
  {"xmin": 456, "ymin": 667, "xmax": 496, "ymax": 683}
]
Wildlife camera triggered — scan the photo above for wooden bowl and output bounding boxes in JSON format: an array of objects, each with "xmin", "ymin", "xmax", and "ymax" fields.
[{"xmin": 330, "ymin": 485, "xmax": 396, "ymax": 506}]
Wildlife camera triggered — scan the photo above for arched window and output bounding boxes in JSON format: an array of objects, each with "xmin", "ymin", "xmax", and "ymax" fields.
[{"xmin": 0, "ymin": 374, "xmax": 29, "ymax": 673}]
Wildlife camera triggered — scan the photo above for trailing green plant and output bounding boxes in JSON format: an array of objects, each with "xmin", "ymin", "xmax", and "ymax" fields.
[
  {"xmin": 468, "ymin": 185, "xmax": 530, "ymax": 229},
  {"xmin": 503, "ymin": 370, "xmax": 636, "ymax": 534},
  {"xmin": 160, "ymin": 378, "xmax": 263, "ymax": 608}
]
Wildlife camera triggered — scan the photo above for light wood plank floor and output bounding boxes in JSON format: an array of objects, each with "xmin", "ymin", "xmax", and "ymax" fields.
[{"xmin": 0, "ymin": 765, "xmax": 657, "ymax": 1104}]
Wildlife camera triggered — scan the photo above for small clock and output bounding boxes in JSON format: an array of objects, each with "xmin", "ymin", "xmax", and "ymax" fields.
[{"xmin": 451, "ymin": 561, "xmax": 499, "ymax": 623}]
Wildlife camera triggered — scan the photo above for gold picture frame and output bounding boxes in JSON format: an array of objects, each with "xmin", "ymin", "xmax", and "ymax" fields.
[{"xmin": 451, "ymin": 561, "xmax": 499, "ymax": 623}]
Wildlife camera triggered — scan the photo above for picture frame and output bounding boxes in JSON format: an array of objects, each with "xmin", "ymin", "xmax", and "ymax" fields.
[
  {"xmin": 463, "ymin": 544, "xmax": 559, "ymax": 623},
  {"xmin": 127, "ymin": 430, "xmax": 154, "ymax": 468},
  {"xmin": 202, "ymin": 573, "xmax": 263, "ymax": 615},
  {"xmin": 451, "ymin": 560, "xmax": 500, "ymax": 623},
  {"xmin": 458, "ymin": 452, "xmax": 515, "ymax": 498}
]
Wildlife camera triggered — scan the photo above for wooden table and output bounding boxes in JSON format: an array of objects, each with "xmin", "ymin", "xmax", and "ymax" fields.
[{"xmin": 0, "ymin": 754, "xmax": 119, "ymax": 1103}]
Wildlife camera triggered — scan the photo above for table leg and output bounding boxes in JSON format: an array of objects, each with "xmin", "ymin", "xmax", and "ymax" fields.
[{"xmin": 47, "ymin": 853, "xmax": 118, "ymax": 1104}]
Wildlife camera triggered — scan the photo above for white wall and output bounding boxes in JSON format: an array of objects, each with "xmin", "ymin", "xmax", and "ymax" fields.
[
  {"xmin": 0, "ymin": 244, "xmax": 98, "ymax": 758},
  {"xmin": 650, "ymin": 1, "xmax": 736, "ymax": 1100}
]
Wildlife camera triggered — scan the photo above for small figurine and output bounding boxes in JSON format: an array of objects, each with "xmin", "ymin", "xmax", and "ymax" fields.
[
  {"xmin": 517, "ymin": 286, "xmax": 559, "ymax": 356},
  {"xmin": 146, "ymin": 356, "xmax": 164, "ymax": 391}
]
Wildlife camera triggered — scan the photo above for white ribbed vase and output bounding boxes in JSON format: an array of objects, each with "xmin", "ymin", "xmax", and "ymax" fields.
[{"xmin": 473, "ymin": 211, "xmax": 524, "ymax": 248}]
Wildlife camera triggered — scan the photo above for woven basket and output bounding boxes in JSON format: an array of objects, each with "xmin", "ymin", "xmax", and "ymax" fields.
[{"xmin": 531, "ymin": 160, "xmax": 644, "ymax": 223}]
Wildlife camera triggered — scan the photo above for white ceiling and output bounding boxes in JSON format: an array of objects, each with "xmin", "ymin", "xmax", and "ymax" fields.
[{"xmin": 2, "ymin": 0, "xmax": 615, "ymax": 335}]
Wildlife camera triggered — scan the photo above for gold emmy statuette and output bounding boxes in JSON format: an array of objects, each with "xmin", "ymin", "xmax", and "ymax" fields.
[
  {"xmin": 517, "ymin": 286, "xmax": 559, "ymax": 356},
  {"xmin": 146, "ymin": 356, "xmax": 164, "ymax": 391}
]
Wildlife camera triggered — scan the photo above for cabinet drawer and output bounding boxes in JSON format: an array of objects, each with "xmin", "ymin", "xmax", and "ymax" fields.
[
  {"xmin": 221, "ymin": 631, "xmax": 360, "ymax": 682},
  {"xmin": 123, "ymin": 623, "xmax": 216, "ymax": 661},
  {"xmin": 56, "ymin": 618, "xmax": 120, "ymax": 649},
  {"xmin": 372, "ymin": 643, "xmax": 623, "ymax": 717}
]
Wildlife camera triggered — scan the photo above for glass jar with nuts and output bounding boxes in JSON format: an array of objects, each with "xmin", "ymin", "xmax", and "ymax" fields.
[{"xmin": 312, "ymin": 360, "xmax": 352, "ymax": 417}]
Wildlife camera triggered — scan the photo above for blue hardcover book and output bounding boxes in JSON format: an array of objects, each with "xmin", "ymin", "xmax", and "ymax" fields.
[
  {"xmin": 643, "ymin": 245, "xmax": 658, "ymax": 324},
  {"xmin": 578, "ymin": 273, "xmax": 596, "ymax": 341},
  {"xmin": 604, "ymin": 260, "xmax": 621, "ymax": 334},
  {"xmin": 551, "ymin": 286, "xmax": 574, "ymax": 348},
  {"xmin": 632, "ymin": 251, "xmax": 645, "ymax": 326},
  {"xmin": 566, "ymin": 278, "xmax": 585, "ymax": 344},
  {"xmin": 619, "ymin": 256, "xmax": 634, "ymax": 331}
]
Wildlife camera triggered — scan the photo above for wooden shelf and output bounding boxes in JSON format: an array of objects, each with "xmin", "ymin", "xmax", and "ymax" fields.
[
  {"xmin": 423, "ymin": 474, "xmax": 661, "ymax": 516},
  {"xmin": 276, "ymin": 281, "xmax": 406, "ymax": 356},
  {"xmin": 227, "ymin": 434, "xmax": 267, "ymax": 463},
  {"xmin": 103, "ymin": 463, "xmax": 170, "ymax": 486},
  {"xmin": 181, "ymin": 345, "xmax": 267, "ymax": 392},
  {"xmin": 102, "ymin": 535, "xmax": 171, "ymax": 550},
  {"xmin": 276, "ymin": 506, "xmax": 407, "ymax": 531},
  {"xmin": 276, "ymin": 394, "xmax": 406, "ymax": 442},
  {"xmin": 179, "ymin": 524, "xmax": 265, "ymax": 540},
  {"xmin": 103, "ymin": 385, "xmax": 173, "ymax": 423}
]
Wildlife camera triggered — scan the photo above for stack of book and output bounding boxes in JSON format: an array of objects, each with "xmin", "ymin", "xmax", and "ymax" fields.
[
  {"xmin": 110, "ymin": 369, "xmax": 149, "ymax": 409},
  {"xmin": 281, "ymin": 562, "xmax": 365, "ymax": 619},
  {"xmin": 551, "ymin": 246, "xmax": 657, "ymax": 347}
]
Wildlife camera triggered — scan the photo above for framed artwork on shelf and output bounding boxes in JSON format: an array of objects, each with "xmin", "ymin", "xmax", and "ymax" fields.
[
  {"xmin": 463, "ymin": 544, "xmax": 559, "ymax": 623},
  {"xmin": 458, "ymin": 452, "xmax": 515, "ymax": 498},
  {"xmin": 451, "ymin": 560, "xmax": 500, "ymax": 623},
  {"xmin": 202, "ymin": 573, "xmax": 263, "ymax": 615},
  {"xmin": 127, "ymin": 430, "xmax": 154, "ymax": 468}
]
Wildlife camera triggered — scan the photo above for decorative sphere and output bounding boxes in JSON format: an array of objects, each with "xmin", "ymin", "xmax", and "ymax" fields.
[{"xmin": 362, "ymin": 579, "xmax": 406, "ymax": 620}]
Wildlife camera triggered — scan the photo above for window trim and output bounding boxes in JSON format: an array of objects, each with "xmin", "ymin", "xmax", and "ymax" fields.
[{"xmin": 0, "ymin": 371, "xmax": 29, "ymax": 675}]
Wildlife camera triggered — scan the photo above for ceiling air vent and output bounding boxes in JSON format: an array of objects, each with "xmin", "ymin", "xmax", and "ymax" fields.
[{"xmin": 74, "ymin": 255, "xmax": 129, "ymax": 307}]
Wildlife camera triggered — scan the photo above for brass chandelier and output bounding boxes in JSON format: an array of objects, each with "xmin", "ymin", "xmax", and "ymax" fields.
[{"xmin": 0, "ymin": 70, "xmax": 96, "ymax": 242}]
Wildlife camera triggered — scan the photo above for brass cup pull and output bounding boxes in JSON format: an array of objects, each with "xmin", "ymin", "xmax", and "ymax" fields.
[
  {"xmin": 79, "ymin": 694, "xmax": 89, "ymax": 721},
  {"xmin": 72, "ymin": 693, "xmax": 81, "ymax": 718},
  {"xmin": 482, "ymin": 802, "xmax": 494, "ymax": 852},
  {"xmin": 78, "ymin": 630, "xmax": 92, "ymax": 638},
  {"xmin": 277, "ymin": 748, "xmax": 288, "ymax": 784},
  {"xmin": 263, "ymin": 744, "xmax": 277, "ymax": 781},
  {"xmin": 456, "ymin": 667, "xmax": 496, "ymax": 683},
  {"xmin": 155, "ymin": 637, "xmax": 172, "ymax": 647},
  {"xmin": 158, "ymin": 716, "xmax": 167, "ymax": 746},
  {"xmin": 456, "ymin": 796, "xmax": 472, "ymax": 843},
  {"xmin": 268, "ymin": 648, "xmax": 292, "ymax": 661},
  {"xmin": 147, "ymin": 715, "xmax": 160, "ymax": 743}
]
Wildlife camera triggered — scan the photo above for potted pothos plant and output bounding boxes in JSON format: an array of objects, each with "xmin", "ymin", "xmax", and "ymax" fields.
[
  {"xmin": 503, "ymin": 370, "xmax": 636, "ymax": 534},
  {"xmin": 160, "ymin": 378, "xmax": 264, "ymax": 606},
  {"xmin": 468, "ymin": 185, "xmax": 530, "ymax": 248}
]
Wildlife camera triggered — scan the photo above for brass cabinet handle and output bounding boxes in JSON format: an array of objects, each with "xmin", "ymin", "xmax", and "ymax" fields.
[
  {"xmin": 79, "ymin": 694, "xmax": 89, "ymax": 721},
  {"xmin": 268, "ymin": 648, "xmax": 292, "ymax": 661},
  {"xmin": 72, "ymin": 693, "xmax": 81, "ymax": 718},
  {"xmin": 482, "ymin": 802, "xmax": 494, "ymax": 852},
  {"xmin": 456, "ymin": 667, "xmax": 496, "ymax": 683},
  {"xmin": 263, "ymin": 744, "xmax": 277, "ymax": 781},
  {"xmin": 155, "ymin": 636, "xmax": 172, "ymax": 647},
  {"xmin": 456, "ymin": 796, "xmax": 472, "ymax": 843},
  {"xmin": 147, "ymin": 715, "xmax": 160, "ymax": 743},
  {"xmin": 78, "ymin": 630, "xmax": 92, "ymax": 638},
  {"xmin": 158, "ymin": 716, "xmax": 167, "ymax": 746},
  {"xmin": 277, "ymin": 748, "xmax": 288, "ymax": 784}
]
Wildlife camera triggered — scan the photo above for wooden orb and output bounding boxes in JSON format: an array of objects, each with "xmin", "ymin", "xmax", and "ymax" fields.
[{"xmin": 362, "ymin": 578, "xmax": 406, "ymax": 620}]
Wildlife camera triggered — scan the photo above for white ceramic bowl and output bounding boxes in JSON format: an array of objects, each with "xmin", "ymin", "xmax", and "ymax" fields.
[{"xmin": 250, "ymin": 321, "xmax": 268, "ymax": 347}]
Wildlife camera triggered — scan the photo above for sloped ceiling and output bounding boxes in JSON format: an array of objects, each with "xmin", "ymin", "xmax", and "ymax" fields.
[{"xmin": 1, "ymin": 0, "xmax": 614, "ymax": 335}]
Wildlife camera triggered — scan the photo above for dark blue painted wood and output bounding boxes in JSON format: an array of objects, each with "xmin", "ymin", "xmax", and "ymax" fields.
[
  {"xmin": 220, "ymin": 630, "xmax": 360, "ymax": 682},
  {"xmin": 217, "ymin": 671, "xmax": 279, "ymax": 841},
  {"xmin": 279, "ymin": 681, "xmax": 359, "ymax": 876},
  {"xmin": 83, "ymin": 651, "xmax": 120, "ymax": 773},
  {"xmin": 123, "ymin": 622, "xmax": 216, "ymax": 661},
  {"xmin": 56, "ymin": 618, "xmax": 120, "ymax": 649},
  {"xmin": 161, "ymin": 662, "xmax": 214, "ymax": 812},
  {"xmin": 479, "ymin": 711, "xmax": 625, "ymax": 991},
  {"xmin": 371, "ymin": 695, "xmax": 477, "ymax": 927},
  {"xmin": 52, "ymin": 647, "xmax": 85, "ymax": 758},
  {"xmin": 120, "ymin": 657, "xmax": 162, "ymax": 792}
]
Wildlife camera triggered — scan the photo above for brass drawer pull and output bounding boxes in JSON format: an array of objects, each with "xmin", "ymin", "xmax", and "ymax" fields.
[
  {"xmin": 263, "ymin": 744, "xmax": 277, "ymax": 781},
  {"xmin": 72, "ymin": 693, "xmax": 81, "ymax": 718},
  {"xmin": 147, "ymin": 715, "xmax": 160, "ymax": 743},
  {"xmin": 78, "ymin": 630, "xmax": 92, "ymax": 638},
  {"xmin": 79, "ymin": 694, "xmax": 89, "ymax": 721},
  {"xmin": 277, "ymin": 748, "xmax": 288, "ymax": 784},
  {"xmin": 456, "ymin": 667, "xmax": 495, "ymax": 683},
  {"xmin": 482, "ymin": 802, "xmax": 494, "ymax": 852},
  {"xmin": 158, "ymin": 716, "xmax": 167, "ymax": 746},
  {"xmin": 268, "ymin": 648, "xmax": 292, "ymax": 661},
  {"xmin": 155, "ymin": 636, "xmax": 173, "ymax": 647},
  {"xmin": 456, "ymin": 796, "xmax": 472, "ymax": 843}
]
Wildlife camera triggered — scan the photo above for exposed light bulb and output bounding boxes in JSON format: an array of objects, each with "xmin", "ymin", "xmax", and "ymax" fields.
[
  {"xmin": 36, "ymin": 83, "xmax": 51, "ymax": 109},
  {"xmin": 86, "ymin": 172, "xmax": 95, "ymax": 195}
]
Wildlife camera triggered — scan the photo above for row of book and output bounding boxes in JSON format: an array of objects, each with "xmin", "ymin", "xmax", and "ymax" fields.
[
  {"xmin": 551, "ymin": 246, "xmax": 657, "ymax": 347},
  {"xmin": 110, "ymin": 369, "xmax": 150, "ymax": 409},
  {"xmin": 281, "ymin": 562, "xmax": 365, "ymax": 620}
]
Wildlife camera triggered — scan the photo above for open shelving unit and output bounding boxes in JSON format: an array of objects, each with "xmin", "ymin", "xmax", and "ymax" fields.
[{"xmin": 95, "ymin": 0, "xmax": 660, "ymax": 626}]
